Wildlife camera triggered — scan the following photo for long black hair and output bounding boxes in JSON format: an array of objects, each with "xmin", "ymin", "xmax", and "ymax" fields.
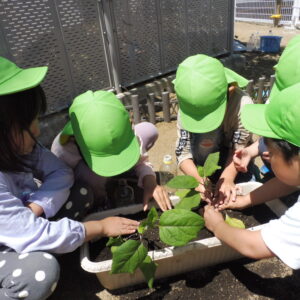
[
  {"xmin": 264, "ymin": 137, "xmax": 299, "ymax": 162},
  {"xmin": 0, "ymin": 86, "xmax": 47, "ymax": 172}
]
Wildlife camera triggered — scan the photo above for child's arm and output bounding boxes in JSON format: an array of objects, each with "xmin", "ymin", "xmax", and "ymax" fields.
[
  {"xmin": 83, "ymin": 217, "xmax": 139, "ymax": 242},
  {"xmin": 180, "ymin": 159, "xmax": 209, "ymax": 199},
  {"xmin": 204, "ymin": 204, "xmax": 274, "ymax": 259},
  {"xmin": 216, "ymin": 177, "xmax": 298, "ymax": 210},
  {"xmin": 0, "ymin": 181, "xmax": 139, "ymax": 253},
  {"xmin": 27, "ymin": 144, "xmax": 74, "ymax": 218}
]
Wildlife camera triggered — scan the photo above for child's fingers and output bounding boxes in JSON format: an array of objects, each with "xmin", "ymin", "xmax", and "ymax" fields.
[
  {"xmin": 229, "ymin": 187, "xmax": 237, "ymax": 202},
  {"xmin": 121, "ymin": 218, "xmax": 140, "ymax": 226}
]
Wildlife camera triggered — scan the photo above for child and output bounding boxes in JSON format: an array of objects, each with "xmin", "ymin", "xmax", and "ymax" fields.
[
  {"xmin": 233, "ymin": 35, "xmax": 300, "ymax": 179},
  {"xmin": 0, "ymin": 57, "xmax": 139, "ymax": 300},
  {"xmin": 204, "ymin": 83, "xmax": 300, "ymax": 269},
  {"xmin": 51, "ymin": 90, "xmax": 171, "ymax": 211},
  {"xmin": 174, "ymin": 54, "xmax": 253, "ymax": 204}
]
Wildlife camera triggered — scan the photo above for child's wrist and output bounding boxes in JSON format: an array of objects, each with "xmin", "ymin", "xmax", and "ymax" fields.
[{"xmin": 212, "ymin": 220, "xmax": 225, "ymax": 236}]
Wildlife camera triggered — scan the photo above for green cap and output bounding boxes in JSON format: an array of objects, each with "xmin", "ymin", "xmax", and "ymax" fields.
[
  {"xmin": 0, "ymin": 56, "xmax": 48, "ymax": 95},
  {"xmin": 241, "ymin": 82, "xmax": 300, "ymax": 147},
  {"xmin": 62, "ymin": 90, "xmax": 140, "ymax": 176},
  {"xmin": 174, "ymin": 54, "xmax": 248, "ymax": 133},
  {"xmin": 270, "ymin": 41, "xmax": 300, "ymax": 99},
  {"xmin": 286, "ymin": 35, "xmax": 300, "ymax": 49}
]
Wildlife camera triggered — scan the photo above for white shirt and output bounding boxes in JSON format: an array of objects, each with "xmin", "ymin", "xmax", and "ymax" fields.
[{"xmin": 261, "ymin": 194, "xmax": 300, "ymax": 269}]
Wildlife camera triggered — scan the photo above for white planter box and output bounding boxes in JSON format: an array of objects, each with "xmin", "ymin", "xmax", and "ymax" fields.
[{"xmin": 80, "ymin": 182, "xmax": 286, "ymax": 290}]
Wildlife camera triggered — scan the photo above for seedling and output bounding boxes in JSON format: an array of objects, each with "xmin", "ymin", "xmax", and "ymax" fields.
[
  {"xmin": 167, "ymin": 151, "xmax": 246, "ymax": 226},
  {"xmin": 106, "ymin": 152, "xmax": 244, "ymax": 288},
  {"xmin": 167, "ymin": 152, "xmax": 221, "ymax": 210},
  {"xmin": 107, "ymin": 206, "xmax": 204, "ymax": 288}
]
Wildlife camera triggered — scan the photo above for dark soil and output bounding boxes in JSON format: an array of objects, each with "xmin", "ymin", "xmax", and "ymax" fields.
[
  {"xmin": 238, "ymin": 51, "xmax": 280, "ymax": 82},
  {"xmin": 91, "ymin": 202, "xmax": 278, "ymax": 263}
]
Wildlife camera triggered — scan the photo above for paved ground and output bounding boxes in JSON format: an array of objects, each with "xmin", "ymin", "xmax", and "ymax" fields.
[{"xmin": 234, "ymin": 21, "xmax": 299, "ymax": 47}]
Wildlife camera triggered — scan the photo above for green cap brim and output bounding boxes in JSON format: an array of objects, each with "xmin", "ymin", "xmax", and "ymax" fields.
[
  {"xmin": 83, "ymin": 134, "xmax": 141, "ymax": 177},
  {"xmin": 241, "ymin": 104, "xmax": 281, "ymax": 139},
  {"xmin": 179, "ymin": 94, "xmax": 227, "ymax": 133},
  {"xmin": 0, "ymin": 66, "xmax": 48, "ymax": 96},
  {"xmin": 61, "ymin": 121, "xmax": 73, "ymax": 136},
  {"xmin": 224, "ymin": 68, "xmax": 248, "ymax": 88}
]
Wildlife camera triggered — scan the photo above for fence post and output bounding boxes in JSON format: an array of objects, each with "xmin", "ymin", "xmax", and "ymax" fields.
[
  {"xmin": 257, "ymin": 76, "xmax": 265, "ymax": 104},
  {"xmin": 147, "ymin": 93, "xmax": 156, "ymax": 124},
  {"xmin": 292, "ymin": 0, "xmax": 300, "ymax": 28},
  {"xmin": 131, "ymin": 94, "xmax": 141, "ymax": 124},
  {"xmin": 162, "ymin": 91, "xmax": 171, "ymax": 122},
  {"xmin": 270, "ymin": 75, "xmax": 276, "ymax": 90},
  {"xmin": 246, "ymin": 79, "xmax": 254, "ymax": 98}
]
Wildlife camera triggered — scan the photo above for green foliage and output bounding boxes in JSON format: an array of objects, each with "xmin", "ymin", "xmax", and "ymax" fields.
[
  {"xmin": 107, "ymin": 207, "xmax": 204, "ymax": 287},
  {"xmin": 225, "ymin": 214, "xmax": 246, "ymax": 229},
  {"xmin": 159, "ymin": 209, "xmax": 205, "ymax": 246},
  {"xmin": 107, "ymin": 152, "xmax": 243, "ymax": 288},
  {"xmin": 138, "ymin": 207, "xmax": 159, "ymax": 234},
  {"xmin": 111, "ymin": 240, "xmax": 148, "ymax": 274},
  {"xmin": 203, "ymin": 152, "xmax": 221, "ymax": 177},
  {"xmin": 106, "ymin": 236, "xmax": 123, "ymax": 247},
  {"xmin": 175, "ymin": 189, "xmax": 201, "ymax": 210},
  {"xmin": 166, "ymin": 175, "xmax": 199, "ymax": 189},
  {"xmin": 139, "ymin": 256, "xmax": 157, "ymax": 289},
  {"xmin": 169, "ymin": 152, "xmax": 221, "ymax": 208}
]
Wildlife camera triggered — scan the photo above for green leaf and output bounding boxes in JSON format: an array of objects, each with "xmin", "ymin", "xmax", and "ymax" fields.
[
  {"xmin": 139, "ymin": 255, "xmax": 157, "ymax": 289},
  {"xmin": 138, "ymin": 207, "xmax": 159, "ymax": 234},
  {"xmin": 147, "ymin": 207, "xmax": 159, "ymax": 227},
  {"xmin": 197, "ymin": 165, "xmax": 204, "ymax": 177},
  {"xmin": 225, "ymin": 214, "xmax": 246, "ymax": 229},
  {"xmin": 166, "ymin": 175, "xmax": 199, "ymax": 189},
  {"xmin": 111, "ymin": 240, "xmax": 148, "ymax": 274},
  {"xmin": 111, "ymin": 246, "xmax": 120, "ymax": 253},
  {"xmin": 175, "ymin": 189, "xmax": 201, "ymax": 210},
  {"xmin": 106, "ymin": 236, "xmax": 123, "ymax": 247},
  {"xmin": 203, "ymin": 152, "xmax": 221, "ymax": 177},
  {"xmin": 159, "ymin": 209, "xmax": 205, "ymax": 246},
  {"xmin": 138, "ymin": 220, "xmax": 148, "ymax": 234}
]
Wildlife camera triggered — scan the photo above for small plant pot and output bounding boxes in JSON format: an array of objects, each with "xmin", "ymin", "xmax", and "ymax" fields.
[{"xmin": 80, "ymin": 182, "xmax": 287, "ymax": 290}]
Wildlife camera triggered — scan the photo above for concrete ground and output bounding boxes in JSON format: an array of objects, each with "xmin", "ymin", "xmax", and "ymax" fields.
[{"xmin": 234, "ymin": 21, "xmax": 299, "ymax": 47}]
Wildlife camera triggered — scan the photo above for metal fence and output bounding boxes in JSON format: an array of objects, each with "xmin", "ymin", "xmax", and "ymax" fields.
[
  {"xmin": 235, "ymin": 0, "xmax": 297, "ymax": 25},
  {"xmin": 0, "ymin": 0, "xmax": 234, "ymax": 116}
]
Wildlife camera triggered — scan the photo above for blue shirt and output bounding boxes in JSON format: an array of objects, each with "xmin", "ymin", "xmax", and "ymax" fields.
[{"xmin": 0, "ymin": 144, "xmax": 85, "ymax": 254}]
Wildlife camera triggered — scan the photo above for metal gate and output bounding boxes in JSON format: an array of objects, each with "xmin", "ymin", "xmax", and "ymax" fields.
[
  {"xmin": 235, "ymin": 0, "xmax": 296, "ymax": 25},
  {"xmin": 0, "ymin": 0, "xmax": 234, "ymax": 115},
  {"xmin": 0, "ymin": 0, "xmax": 112, "ymax": 113},
  {"xmin": 106, "ymin": 0, "xmax": 234, "ymax": 88}
]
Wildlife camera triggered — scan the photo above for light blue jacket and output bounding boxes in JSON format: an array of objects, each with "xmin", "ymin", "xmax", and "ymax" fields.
[{"xmin": 0, "ymin": 144, "xmax": 85, "ymax": 254}]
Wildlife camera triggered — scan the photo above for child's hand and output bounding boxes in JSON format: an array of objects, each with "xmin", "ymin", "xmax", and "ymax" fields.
[
  {"xmin": 262, "ymin": 151, "xmax": 270, "ymax": 162},
  {"xmin": 233, "ymin": 148, "xmax": 251, "ymax": 173},
  {"xmin": 203, "ymin": 204, "xmax": 224, "ymax": 233},
  {"xmin": 152, "ymin": 185, "xmax": 172, "ymax": 211},
  {"xmin": 143, "ymin": 175, "xmax": 171, "ymax": 211},
  {"xmin": 214, "ymin": 178, "xmax": 237, "ymax": 206},
  {"xmin": 214, "ymin": 194, "xmax": 251, "ymax": 211},
  {"xmin": 26, "ymin": 202, "xmax": 44, "ymax": 216},
  {"xmin": 195, "ymin": 177, "xmax": 213, "ymax": 203},
  {"xmin": 99, "ymin": 217, "xmax": 140, "ymax": 237}
]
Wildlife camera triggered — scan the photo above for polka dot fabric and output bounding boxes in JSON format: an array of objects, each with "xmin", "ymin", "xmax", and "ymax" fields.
[{"xmin": 0, "ymin": 250, "xmax": 59, "ymax": 300}]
